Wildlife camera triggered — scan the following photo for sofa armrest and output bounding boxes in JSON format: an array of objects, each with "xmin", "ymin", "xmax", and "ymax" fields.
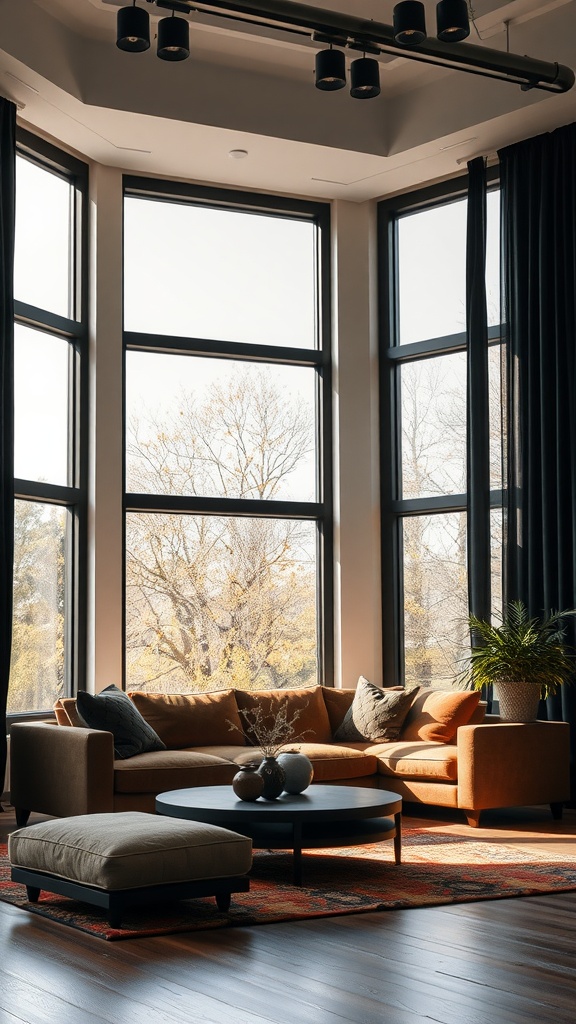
[
  {"xmin": 10, "ymin": 722, "xmax": 115, "ymax": 819},
  {"xmin": 457, "ymin": 720, "xmax": 570, "ymax": 814}
]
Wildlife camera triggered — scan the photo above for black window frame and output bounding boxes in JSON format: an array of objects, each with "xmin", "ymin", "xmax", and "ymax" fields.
[
  {"xmin": 378, "ymin": 170, "xmax": 502, "ymax": 686},
  {"xmin": 9, "ymin": 129, "xmax": 89, "ymax": 721},
  {"xmin": 122, "ymin": 176, "xmax": 334, "ymax": 689}
]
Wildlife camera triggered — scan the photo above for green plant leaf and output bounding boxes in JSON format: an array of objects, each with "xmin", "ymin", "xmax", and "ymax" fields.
[{"xmin": 459, "ymin": 600, "xmax": 576, "ymax": 697}]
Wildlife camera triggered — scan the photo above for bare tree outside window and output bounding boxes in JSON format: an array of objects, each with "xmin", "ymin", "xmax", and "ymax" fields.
[
  {"xmin": 125, "ymin": 364, "xmax": 319, "ymax": 693},
  {"xmin": 394, "ymin": 187, "xmax": 503, "ymax": 689},
  {"xmin": 126, "ymin": 513, "xmax": 317, "ymax": 692},
  {"xmin": 10, "ymin": 143, "xmax": 86, "ymax": 715},
  {"xmin": 8, "ymin": 501, "xmax": 66, "ymax": 712},
  {"xmin": 402, "ymin": 512, "xmax": 468, "ymax": 688},
  {"xmin": 123, "ymin": 189, "xmax": 329, "ymax": 695},
  {"xmin": 400, "ymin": 353, "xmax": 467, "ymax": 500},
  {"xmin": 126, "ymin": 359, "xmax": 316, "ymax": 503}
]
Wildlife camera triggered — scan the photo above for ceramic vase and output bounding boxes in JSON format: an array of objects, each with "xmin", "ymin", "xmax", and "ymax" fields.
[
  {"xmin": 257, "ymin": 756, "xmax": 286, "ymax": 799},
  {"xmin": 232, "ymin": 763, "xmax": 265, "ymax": 801},
  {"xmin": 277, "ymin": 751, "xmax": 314, "ymax": 794}
]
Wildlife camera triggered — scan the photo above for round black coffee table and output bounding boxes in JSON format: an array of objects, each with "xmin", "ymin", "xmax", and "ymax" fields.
[{"xmin": 156, "ymin": 785, "xmax": 402, "ymax": 885}]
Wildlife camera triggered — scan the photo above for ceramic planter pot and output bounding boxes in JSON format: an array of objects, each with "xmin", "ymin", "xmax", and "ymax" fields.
[{"xmin": 496, "ymin": 681, "xmax": 542, "ymax": 722}]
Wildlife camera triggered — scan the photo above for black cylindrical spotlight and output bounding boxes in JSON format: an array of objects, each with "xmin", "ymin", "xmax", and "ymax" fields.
[
  {"xmin": 393, "ymin": 1, "xmax": 427, "ymax": 45},
  {"xmin": 436, "ymin": 0, "xmax": 470, "ymax": 41},
  {"xmin": 350, "ymin": 57, "xmax": 380, "ymax": 99},
  {"xmin": 117, "ymin": 2, "xmax": 150, "ymax": 52},
  {"xmin": 157, "ymin": 13, "xmax": 190, "ymax": 61},
  {"xmin": 315, "ymin": 47, "xmax": 346, "ymax": 91}
]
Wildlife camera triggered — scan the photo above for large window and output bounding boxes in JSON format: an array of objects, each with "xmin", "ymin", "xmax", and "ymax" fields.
[
  {"xmin": 123, "ymin": 179, "xmax": 331, "ymax": 693},
  {"xmin": 8, "ymin": 133, "xmax": 88, "ymax": 715},
  {"xmin": 380, "ymin": 179, "xmax": 502, "ymax": 688}
]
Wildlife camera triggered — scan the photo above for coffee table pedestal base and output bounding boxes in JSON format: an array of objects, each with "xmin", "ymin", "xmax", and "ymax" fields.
[{"xmin": 242, "ymin": 812, "xmax": 401, "ymax": 885}]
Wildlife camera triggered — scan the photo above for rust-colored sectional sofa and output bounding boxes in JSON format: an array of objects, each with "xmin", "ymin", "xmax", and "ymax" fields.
[{"xmin": 10, "ymin": 684, "xmax": 570, "ymax": 828}]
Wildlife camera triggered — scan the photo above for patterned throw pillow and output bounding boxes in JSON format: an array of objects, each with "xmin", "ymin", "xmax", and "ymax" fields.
[
  {"xmin": 76, "ymin": 684, "xmax": 167, "ymax": 760},
  {"xmin": 333, "ymin": 676, "xmax": 416, "ymax": 743}
]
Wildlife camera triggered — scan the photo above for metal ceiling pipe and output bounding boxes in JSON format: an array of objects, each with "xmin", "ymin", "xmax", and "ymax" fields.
[{"xmin": 177, "ymin": 0, "xmax": 574, "ymax": 93}]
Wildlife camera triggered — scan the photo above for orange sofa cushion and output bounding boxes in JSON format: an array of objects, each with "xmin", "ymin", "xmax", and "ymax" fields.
[
  {"xmin": 467, "ymin": 700, "xmax": 487, "ymax": 725},
  {"xmin": 321, "ymin": 687, "xmax": 355, "ymax": 735},
  {"xmin": 369, "ymin": 741, "xmax": 459, "ymax": 782},
  {"xmin": 233, "ymin": 741, "xmax": 377, "ymax": 781},
  {"xmin": 53, "ymin": 700, "xmax": 70, "ymax": 726},
  {"xmin": 113, "ymin": 749, "xmax": 237, "ymax": 793},
  {"xmin": 128, "ymin": 689, "xmax": 245, "ymax": 749},
  {"xmin": 53, "ymin": 697, "xmax": 85, "ymax": 728},
  {"xmin": 234, "ymin": 686, "xmax": 332, "ymax": 745},
  {"xmin": 401, "ymin": 688, "xmax": 481, "ymax": 743}
]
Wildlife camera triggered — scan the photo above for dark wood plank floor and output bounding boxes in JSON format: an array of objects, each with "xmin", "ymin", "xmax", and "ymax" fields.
[{"xmin": 1, "ymin": 804, "xmax": 576, "ymax": 1024}]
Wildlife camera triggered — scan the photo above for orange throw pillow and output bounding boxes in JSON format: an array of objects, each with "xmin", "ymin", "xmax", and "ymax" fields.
[
  {"xmin": 401, "ymin": 689, "xmax": 481, "ymax": 743},
  {"xmin": 234, "ymin": 686, "xmax": 332, "ymax": 745},
  {"xmin": 53, "ymin": 699, "xmax": 71, "ymax": 726},
  {"xmin": 53, "ymin": 697, "xmax": 85, "ymax": 728},
  {"xmin": 128, "ymin": 689, "xmax": 245, "ymax": 749},
  {"xmin": 321, "ymin": 687, "xmax": 356, "ymax": 734}
]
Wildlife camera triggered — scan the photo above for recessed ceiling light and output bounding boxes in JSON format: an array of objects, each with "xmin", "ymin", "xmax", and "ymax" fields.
[{"xmin": 229, "ymin": 149, "xmax": 249, "ymax": 160}]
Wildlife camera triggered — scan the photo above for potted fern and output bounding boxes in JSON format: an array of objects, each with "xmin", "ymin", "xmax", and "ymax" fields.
[{"xmin": 461, "ymin": 600, "xmax": 575, "ymax": 722}]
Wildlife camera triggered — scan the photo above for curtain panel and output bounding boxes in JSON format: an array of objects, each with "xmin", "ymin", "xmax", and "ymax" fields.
[
  {"xmin": 465, "ymin": 157, "xmax": 492, "ymax": 708},
  {"xmin": 499, "ymin": 122, "xmax": 576, "ymax": 794},
  {"xmin": 0, "ymin": 98, "xmax": 16, "ymax": 799},
  {"xmin": 466, "ymin": 157, "xmax": 491, "ymax": 623}
]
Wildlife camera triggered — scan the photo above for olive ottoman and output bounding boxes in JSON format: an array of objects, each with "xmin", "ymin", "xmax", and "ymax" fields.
[{"xmin": 9, "ymin": 811, "xmax": 252, "ymax": 928}]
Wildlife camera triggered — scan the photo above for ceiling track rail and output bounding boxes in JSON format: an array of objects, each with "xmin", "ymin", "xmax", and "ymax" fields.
[{"xmin": 146, "ymin": 0, "xmax": 574, "ymax": 92}]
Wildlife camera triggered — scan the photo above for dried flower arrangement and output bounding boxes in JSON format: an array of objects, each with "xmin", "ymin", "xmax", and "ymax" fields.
[{"xmin": 228, "ymin": 696, "xmax": 311, "ymax": 758}]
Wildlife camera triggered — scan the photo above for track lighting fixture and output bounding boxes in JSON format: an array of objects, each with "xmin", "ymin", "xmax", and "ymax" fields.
[
  {"xmin": 157, "ymin": 11, "xmax": 190, "ymax": 60},
  {"xmin": 114, "ymin": 0, "xmax": 574, "ymax": 96},
  {"xmin": 116, "ymin": 1, "xmax": 150, "ymax": 52},
  {"xmin": 350, "ymin": 57, "xmax": 381, "ymax": 99},
  {"xmin": 314, "ymin": 46, "xmax": 346, "ymax": 91},
  {"xmin": 393, "ymin": 2, "xmax": 427, "ymax": 46},
  {"xmin": 436, "ymin": 0, "xmax": 470, "ymax": 42}
]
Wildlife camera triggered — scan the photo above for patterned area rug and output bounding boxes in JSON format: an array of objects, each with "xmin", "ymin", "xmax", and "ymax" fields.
[{"xmin": 2, "ymin": 829, "xmax": 576, "ymax": 941}]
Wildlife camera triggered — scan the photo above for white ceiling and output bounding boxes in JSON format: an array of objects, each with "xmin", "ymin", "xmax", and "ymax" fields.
[{"xmin": 1, "ymin": 0, "xmax": 575, "ymax": 200}]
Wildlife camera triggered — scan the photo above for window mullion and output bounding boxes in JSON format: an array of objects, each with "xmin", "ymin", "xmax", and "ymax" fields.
[
  {"xmin": 8, "ymin": 134, "xmax": 87, "ymax": 718},
  {"xmin": 123, "ymin": 183, "xmax": 331, "ymax": 693},
  {"xmin": 381, "ymin": 176, "xmax": 502, "ymax": 689}
]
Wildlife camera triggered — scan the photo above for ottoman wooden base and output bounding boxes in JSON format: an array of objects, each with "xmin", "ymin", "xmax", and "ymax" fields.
[
  {"xmin": 11, "ymin": 866, "xmax": 249, "ymax": 928},
  {"xmin": 9, "ymin": 811, "xmax": 252, "ymax": 928}
]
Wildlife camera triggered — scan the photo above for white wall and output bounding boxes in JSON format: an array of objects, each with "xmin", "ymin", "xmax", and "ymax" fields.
[
  {"xmin": 331, "ymin": 199, "xmax": 382, "ymax": 688},
  {"xmin": 85, "ymin": 168, "xmax": 382, "ymax": 692},
  {"xmin": 87, "ymin": 164, "xmax": 124, "ymax": 694}
]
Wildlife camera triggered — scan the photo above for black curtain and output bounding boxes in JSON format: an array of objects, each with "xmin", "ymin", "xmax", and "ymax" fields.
[
  {"xmin": 499, "ymin": 122, "xmax": 576, "ymax": 794},
  {"xmin": 466, "ymin": 157, "xmax": 491, "ymax": 622},
  {"xmin": 0, "ymin": 98, "xmax": 16, "ymax": 803},
  {"xmin": 466, "ymin": 157, "xmax": 492, "ymax": 707}
]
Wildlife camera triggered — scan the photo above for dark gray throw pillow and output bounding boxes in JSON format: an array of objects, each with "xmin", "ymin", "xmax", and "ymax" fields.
[
  {"xmin": 333, "ymin": 676, "xmax": 416, "ymax": 742},
  {"xmin": 76, "ymin": 684, "xmax": 167, "ymax": 759}
]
